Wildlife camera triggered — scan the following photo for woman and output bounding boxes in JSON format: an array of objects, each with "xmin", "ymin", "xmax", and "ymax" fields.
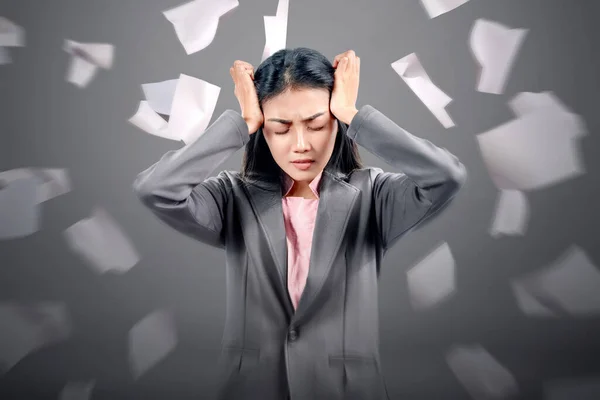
[{"xmin": 133, "ymin": 47, "xmax": 466, "ymax": 400}]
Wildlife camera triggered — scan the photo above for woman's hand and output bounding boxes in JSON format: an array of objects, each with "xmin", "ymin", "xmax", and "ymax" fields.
[
  {"xmin": 230, "ymin": 60, "xmax": 263, "ymax": 134},
  {"xmin": 330, "ymin": 50, "xmax": 360, "ymax": 125}
]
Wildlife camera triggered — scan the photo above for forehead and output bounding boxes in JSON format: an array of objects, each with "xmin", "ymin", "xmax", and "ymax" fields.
[{"xmin": 262, "ymin": 88, "xmax": 330, "ymax": 119}]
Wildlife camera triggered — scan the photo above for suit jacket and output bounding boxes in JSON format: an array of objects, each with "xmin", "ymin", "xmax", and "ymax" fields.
[{"xmin": 133, "ymin": 105, "xmax": 467, "ymax": 400}]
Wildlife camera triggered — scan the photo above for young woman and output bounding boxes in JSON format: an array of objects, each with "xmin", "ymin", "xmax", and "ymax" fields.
[{"xmin": 134, "ymin": 47, "xmax": 466, "ymax": 400}]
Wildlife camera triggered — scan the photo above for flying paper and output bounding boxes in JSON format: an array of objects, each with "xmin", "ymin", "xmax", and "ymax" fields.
[
  {"xmin": 64, "ymin": 207, "xmax": 140, "ymax": 274},
  {"xmin": 63, "ymin": 39, "xmax": 114, "ymax": 88},
  {"xmin": 447, "ymin": 344, "xmax": 519, "ymax": 399},
  {"xmin": 0, "ymin": 167, "xmax": 71, "ymax": 204},
  {"xmin": 420, "ymin": 0, "xmax": 470, "ymax": 19},
  {"xmin": 392, "ymin": 53, "xmax": 454, "ymax": 128},
  {"xmin": 407, "ymin": 242, "xmax": 456, "ymax": 310},
  {"xmin": 490, "ymin": 189, "xmax": 529, "ymax": 237},
  {"xmin": 59, "ymin": 381, "xmax": 95, "ymax": 400},
  {"xmin": 129, "ymin": 309, "xmax": 177, "ymax": 379},
  {"xmin": 261, "ymin": 0, "xmax": 289, "ymax": 62},
  {"xmin": 477, "ymin": 91, "xmax": 586, "ymax": 190},
  {"xmin": 163, "ymin": 0, "xmax": 239, "ymax": 55},
  {"xmin": 470, "ymin": 19, "xmax": 528, "ymax": 94},
  {"xmin": 0, "ymin": 17, "xmax": 25, "ymax": 64},
  {"xmin": 129, "ymin": 74, "xmax": 220, "ymax": 145},
  {"xmin": 0, "ymin": 177, "xmax": 40, "ymax": 240}
]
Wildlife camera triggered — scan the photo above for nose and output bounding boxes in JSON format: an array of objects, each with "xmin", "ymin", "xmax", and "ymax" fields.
[{"xmin": 293, "ymin": 129, "xmax": 310, "ymax": 152}]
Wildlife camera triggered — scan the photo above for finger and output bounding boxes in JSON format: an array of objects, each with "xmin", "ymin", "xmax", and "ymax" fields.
[
  {"xmin": 333, "ymin": 51, "xmax": 349, "ymax": 68},
  {"xmin": 356, "ymin": 56, "xmax": 360, "ymax": 75}
]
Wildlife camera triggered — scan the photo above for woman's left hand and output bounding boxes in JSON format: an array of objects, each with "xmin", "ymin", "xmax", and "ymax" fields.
[{"xmin": 330, "ymin": 50, "xmax": 360, "ymax": 125}]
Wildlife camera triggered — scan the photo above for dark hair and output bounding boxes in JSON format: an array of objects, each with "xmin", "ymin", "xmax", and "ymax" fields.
[{"xmin": 240, "ymin": 47, "xmax": 363, "ymax": 184}]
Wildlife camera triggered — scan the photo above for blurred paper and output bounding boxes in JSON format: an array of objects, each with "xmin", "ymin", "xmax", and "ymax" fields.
[
  {"xmin": 420, "ymin": 0, "xmax": 469, "ymax": 19},
  {"xmin": 470, "ymin": 19, "xmax": 528, "ymax": 94},
  {"xmin": 477, "ymin": 91, "xmax": 586, "ymax": 190},
  {"xmin": 64, "ymin": 207, "xmax": 140, "ymax": 274},
  {"xmin": 261, "ymin": 0, "xmax": 289, "ymax": 62},
  {"xmin": 0, "ymin": 167, "xmax": 71, "ymax": 204},
  {"xmin": 511, "ymin": 280, "xmax": 558, "ymax": 317},
  {"xmin": 59, "ymin": 381, "xmax": 95, "ymax": 400},
  {"xmin": 544, "ymin": 377, "xmax": 600, "ymax": 400},
  {"xmin": 163, "ymin": 0, "xmax": 239, "ymax": 55},
  {"xmin": 0, "ymin": 177, "xmax": 40, "ymax": 240},
  {"xmin": 129, "ymin": 309, "xmax": 177, "ymax": 379},
  {"xmin": 392, "ymin": 53, "xmax": 454, "ymax": 128},
  {"xmin": 490, "ymin": 189, "xmax": 529, "ymax": 237},
  {"xmin": 0, "ymin": 17, "xmax": 25, "ymax": 64},
  {"xmin": 407, "ymin": 242, "xmax": 455, "ymax": 310},
  {"xmin": 446, "ymin": 344, "xmax": 519, "ymax": 399},
  {"xmin": 63, "ymin": 39, "xmax": 114, "ymax": 88},
  {"xmin": 0, "ymin": 302, "xmax": 71, "ymax": 372},
  {"xmin": 129, "ymin": 74, "xmax": 221, "ymax": 145},
  {"xmin": 512, "ymin": 246, "xmax": 600, "ymax": 316}
]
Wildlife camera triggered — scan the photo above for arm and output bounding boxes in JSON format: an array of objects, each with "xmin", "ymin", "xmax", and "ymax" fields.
[
  {"xmin": 345, "ymin": 105, "xmax": 467, "ymax": 251},
  {"xmin": 133, "ymin": 110, "xmax": 250, "ymax": 248}
]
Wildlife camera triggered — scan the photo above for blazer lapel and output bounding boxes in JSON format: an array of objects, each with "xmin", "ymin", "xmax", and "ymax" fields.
[
  {"xmin": 292, "ymin": 171, "xmax": 359, "ymax": 325},
  {"xmin": 244, "ymin": 179, "xmax": 295, "ymax": 318}
]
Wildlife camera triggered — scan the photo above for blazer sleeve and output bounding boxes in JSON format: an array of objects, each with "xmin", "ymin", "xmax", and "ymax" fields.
[
  {"xmin": 346, "ymin": 105, "xmax": 467, "ymax": 251},
  {"xmin": 133, "ymin": 109, "xmax": 250, "ymax": 248}
]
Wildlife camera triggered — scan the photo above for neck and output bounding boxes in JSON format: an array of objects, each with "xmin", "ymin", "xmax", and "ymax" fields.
[{"xmin": 286, "ymin": 181, "xmax": 317, "ymax": 199}]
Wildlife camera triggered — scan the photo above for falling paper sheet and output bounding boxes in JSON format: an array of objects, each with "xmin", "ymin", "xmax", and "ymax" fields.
[
  {"xmin": 511, "ymin": 280, "xmax": 558, "ymax": 317},
  {"xmin": 544, "ymin": 377, "xmax": 600, "ymax": 400},
  {"xmin": 477, "ymin": 91, "xmax": 586, "ymax": 191},
  {"xmin": 490, "ymin": 189, "xmax": 529, "ymax": 237},
  {"xmin": 392, "ymin": 53, "xmax": 454, "ymax": 128},
  {"xmin": 0, "ymin": 177, "xmax": 40, "ymax": 240},
  {"xmin": 511, "ymin": 246, "xmax": 600, "ymax": 316},
  {"xmin": 0, "ymin": 17, "xmax": 25, "ymax": 65},
  {"xmin": 406, "ymin": 242, "xmax": 455, "ymax": 310},
  {"xmin": 63, "ymin": 39, "xmax": 114, "ymax": 88},
  {"xmin": 0, "ymin": 167, "xmax": 72, "ymax": 204},
  {"xmin": 59, "ymin": 381, "xmax": 95, "ymax": 400},
  {"xmin": 420, "ymin": 0, "xmax": 470, "ymax": 19},
  {"xmin": 129, "ymin": 74, "xmax": 221, "ymax": 145},
  {"xmin": 129, "ymin": 309, "xmax": 177, "ymax": 379},
  {"xmin": 64, "ymin": 207, "xmax": 140, "ymax": 274},
  {"xmin": 163, "ymin": 0, "xmax": 239, "ymax": 55},
  {"xmin": 446, "ymin": 344, "xmax": 519, "ymax": 400},
  {"xmin": 470, "ymin": 19, "xmax": 528, "ymax": 94},
  {"xmin": 0, "ymin": 302, "xmax": 71, "ymax": 373},
  {"xmin": 261, "ymin": 0, "xmax": 289, "ymax": 62}
]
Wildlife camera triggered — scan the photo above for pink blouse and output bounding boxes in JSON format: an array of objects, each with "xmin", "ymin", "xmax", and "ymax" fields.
[{"xmin": 281, "ymin": 170, "xmax": 323, "ymax": 311}]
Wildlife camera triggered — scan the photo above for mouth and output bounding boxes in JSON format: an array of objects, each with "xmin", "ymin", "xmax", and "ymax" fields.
[{"xmin": 291, "ymin": 160, "xmax": 314, "ymax": 170}]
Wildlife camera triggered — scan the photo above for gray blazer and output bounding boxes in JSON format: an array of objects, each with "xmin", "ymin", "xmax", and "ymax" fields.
[{"xmin": 133, "ymin": 105, "xmax": 467, "ymax": 400}]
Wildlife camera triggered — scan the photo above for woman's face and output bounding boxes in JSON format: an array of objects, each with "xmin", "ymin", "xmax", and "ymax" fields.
[{"xmin": 261, "ymin": 88, "xmax": 338, "ymax": 184}]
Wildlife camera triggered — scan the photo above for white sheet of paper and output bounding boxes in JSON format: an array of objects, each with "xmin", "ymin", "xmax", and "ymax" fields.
[
  {"xmin": 163, "ymin": 0, "xmax": 239, "ymax": 55},
  {"xmin": 0, "ymin": 302, "xmax": 71, "ymax": 373},
  {"xmin": 407, "ymin": 242, "xmax": 456, "ymax": 310},
  {"xmin": 392, "ymin": 53, "xmax": 454, "ymax": 128},
  {"xmin": 63, "ymin": 207, "xmax": 140, "ymax": 274},
  {"xmin": 513, "ymin": 246, "xmax": 600, "ymax": 316},
  {"xmin": 129, "ymin": 309, "xmax": 177, "ymax": 379},
  {"xmin": 0, "ymin": 177, "xmax": 40, "ymax": 240},
  {"xmin": 470, "ymin": 19, "xmax": 528, "ymax": 94},
  {"xmin": 59, "ymin": 381, "xmax": 95, "ymax": 400},
  {"xmin": 420, "ymin": 0, "xmax": 470, "ymax": 19},
  {"xmin": 63, "ymin": 40, "xmax": 114, "ymax": 88},
  {"xmin": 490, "ymin": 189, "xmax": 529, "ymax": 237},
  {"xmin": 511, "ymin": 280, "xmax": 558, "ymax": 317},
  {"xmin": 129, "ymin": 74, "xmax": 220, "ymax": 144},
  {"xmin": 0, "ymin": 167, "xmax": 71, "ymax": 204},
  {"xmin": 477, "ymin": 91, "xmax": 586, "ymax": 190},
  {"xmin": 0, "ymin": 47, "xmax": 11, "ymax": 64},
  {"xmin": 142, "ymin": 79, "xmax": 179, "ymax": 116},
  {"xmin": 446, "ymin": 344, "xmax": 519, "ymax": 399},
  {"xmin": 0, "ymin": 16, "xmax": 25, "ymax": 47},
  {"xmin": 261, "ymin": 0, "xmax": 289, "ymax": 62}
]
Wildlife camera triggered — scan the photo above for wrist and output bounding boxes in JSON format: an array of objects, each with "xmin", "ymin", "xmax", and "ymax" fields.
[{"xmin": 335, "ymin": 107, "xmax": 359, "ymax": 125}]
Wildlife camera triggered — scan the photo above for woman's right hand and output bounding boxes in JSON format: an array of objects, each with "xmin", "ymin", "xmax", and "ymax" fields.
[{"xmin": 230, "ymin": 60, "xmax": 263, "ymax": 134}]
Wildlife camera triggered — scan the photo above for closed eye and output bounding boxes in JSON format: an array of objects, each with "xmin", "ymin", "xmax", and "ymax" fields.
[{"xmin": 274, "ymin": 125, "xmax": 326, "ymax": 135}]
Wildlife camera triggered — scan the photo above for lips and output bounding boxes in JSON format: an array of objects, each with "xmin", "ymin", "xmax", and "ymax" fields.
[{"xmin": 292, "ymin": 160, "xmax": 313, "ymax": 164}]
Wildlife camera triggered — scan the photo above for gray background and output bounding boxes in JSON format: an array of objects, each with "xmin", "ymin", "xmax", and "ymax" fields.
[{"xmin": 2, "ymin": 0, "xmax": 600, "ymax": 398}]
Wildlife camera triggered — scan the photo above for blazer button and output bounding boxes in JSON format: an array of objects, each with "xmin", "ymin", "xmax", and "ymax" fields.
[{"xmin": 288, "ymin": 329, "xmax": 298, "ymax": 341}]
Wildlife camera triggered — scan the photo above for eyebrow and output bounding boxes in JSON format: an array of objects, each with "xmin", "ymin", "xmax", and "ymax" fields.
[{"xmin": 267, "ymin": 112, "xmax": 326, "ymax": 124}]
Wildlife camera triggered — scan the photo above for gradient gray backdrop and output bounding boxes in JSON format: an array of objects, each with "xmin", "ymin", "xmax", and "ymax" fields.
[{"xmin": 2, "ymin": 0, "xmax": 600, "ymax": 398}]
